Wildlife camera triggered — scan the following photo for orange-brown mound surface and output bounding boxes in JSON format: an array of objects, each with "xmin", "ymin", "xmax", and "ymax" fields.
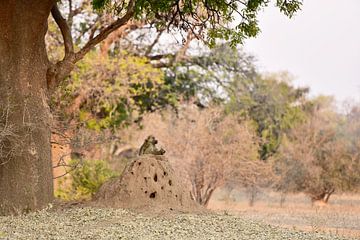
[{"xmin": 93, "ymin": 155, "xmax": 201, "ymax": 213}]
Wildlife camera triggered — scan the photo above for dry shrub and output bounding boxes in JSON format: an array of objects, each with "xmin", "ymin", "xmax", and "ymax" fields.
[
  {"xmin": 127, "ymin": 105, "xmax": 273, "ymax": 206},
  {"xmin": 273, "ymin": 107, "xmax": 345, "ymax": 203}
]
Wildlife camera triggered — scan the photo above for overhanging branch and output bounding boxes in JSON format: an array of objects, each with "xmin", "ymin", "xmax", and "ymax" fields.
[
  {"xmin": 74, "ymin": 0, "xmax": 135, "ymax": 62},
  {"xmin": 47, "ymin": 0, "xmax": 135, "ymax": 93},
  {"xmin": 100, "ymin": 20, "xmax": 144, "ymax": 56},
  {"xmin": 51, "ymin": 3, "xmax": 74, "ymax": 58},
  {"xmin": 148, "ymin": 31, "xmax": 194, "ymax": 68}
]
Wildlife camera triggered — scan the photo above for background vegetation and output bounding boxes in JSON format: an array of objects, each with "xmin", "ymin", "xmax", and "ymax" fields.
[{"xmin": 48, "ymin": 1, "xmax": 360, "ymax": 206}]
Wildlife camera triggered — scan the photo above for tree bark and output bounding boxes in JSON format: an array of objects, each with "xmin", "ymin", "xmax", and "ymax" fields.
[{"xmin": 0, "ymin": 0, "xmax": 54, "ymax": 215}]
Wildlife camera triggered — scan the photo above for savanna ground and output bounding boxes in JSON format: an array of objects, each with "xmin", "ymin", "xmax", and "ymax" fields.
[
  {"xmin": 0, "ymin": 205, "xmax": 358, "ymax": 240},
  {"xmin": 209, "ymin": 188, "xmax": 360, "ymax": 239},
  {"xmin": 1, "ymin": 192, "xmax": 359, "ymax": 240}
]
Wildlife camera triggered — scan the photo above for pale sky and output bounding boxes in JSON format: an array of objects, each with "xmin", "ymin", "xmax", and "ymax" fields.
[{"xmin": 244, "ymin": 0, "xmax": 360, "ymax": 103}]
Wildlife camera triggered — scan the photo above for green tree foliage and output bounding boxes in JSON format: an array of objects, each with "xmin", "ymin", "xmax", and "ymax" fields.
[
  {"xmin": 226, "ymin": 73, "xmax": 309, "ymax": 159},
  {"xmin": 163, "ymin": 44, "xmax": 258, "ymax": 105},
  {"xmin": 48, "ymin": 0, "xmax": 304, "ymax": 133},
  {"xmin": 52, "ymin": 51, "xmax": 178, "ymax": 130},
  {"xmin": 92, "ymin": 0, "xmax": 302, "ymax": 47}
]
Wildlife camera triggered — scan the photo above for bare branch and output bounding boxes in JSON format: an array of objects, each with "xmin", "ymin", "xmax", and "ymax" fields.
[
  {"xmin": 51, "ymin": 3, "xmax": 74, "ymax": 58},
  {"xmin": 173, "ymin": 31, "xmax": 194, "ymax": 63},
  {"xmin": 100, "ymin": 20, "xmax": 144, "ymax": 56},
  {"xmin": 53, "ymin": 159, "xmax": 82, "ymax": 179},
  {"xmin": 147, "ymin": 31, "xmax": 195, "ymax": 68},
  {"xmin": 74, "ymin": 0, "xmax": 135, "ymax": 62},
  {"xmin": 145, "ymin": 28, "xmax": 165, "ymax": 56},
  {"xmin": 68, "ymin": 0, "xmax": 88, "ymax": 25},
  {"xmin": 147, "ymin": 54, "xmax": 174, "ymax": 61}
]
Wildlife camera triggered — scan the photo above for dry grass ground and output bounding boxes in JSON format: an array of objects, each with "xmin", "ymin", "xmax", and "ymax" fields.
[{"xmin": 208, "ymin": 188, "xmax": 360, "ymax": 239}]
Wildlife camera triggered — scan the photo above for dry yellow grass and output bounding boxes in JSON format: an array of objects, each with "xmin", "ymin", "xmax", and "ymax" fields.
[{"xmin": 208, "ymin": 188, "xmax": 360, "ymax": 239}]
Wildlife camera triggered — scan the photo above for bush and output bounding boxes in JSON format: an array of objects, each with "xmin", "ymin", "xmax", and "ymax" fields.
[{"xmin": 55, "ymin": 159, "xmax": 119, "ymax": 201}]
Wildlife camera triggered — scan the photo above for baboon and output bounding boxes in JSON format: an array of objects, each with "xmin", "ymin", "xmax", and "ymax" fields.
[{"xmin": 139, "ymin": 135, "xmax": 166, "ymax": 156}]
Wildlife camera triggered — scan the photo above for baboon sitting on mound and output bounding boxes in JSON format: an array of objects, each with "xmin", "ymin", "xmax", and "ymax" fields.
[{"xmin": 139, "ymin": 135, "xmax": 166, "ymax": 156}]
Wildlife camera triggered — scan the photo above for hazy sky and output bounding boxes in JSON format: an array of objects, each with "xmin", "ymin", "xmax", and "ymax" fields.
[{"xmin": 244, "ymin": 0, "xmax": 360, "ymax": 103}]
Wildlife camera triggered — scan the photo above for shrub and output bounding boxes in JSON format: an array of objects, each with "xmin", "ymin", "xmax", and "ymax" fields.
[{"xmin": 55, "ymin": 159, "xmax": 118, "ymax": 201}]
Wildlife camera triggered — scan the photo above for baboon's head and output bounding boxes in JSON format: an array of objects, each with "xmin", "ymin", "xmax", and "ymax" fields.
[{"xmin": 146, "ymin": 135, "xmax": 157, "ymax": 145}]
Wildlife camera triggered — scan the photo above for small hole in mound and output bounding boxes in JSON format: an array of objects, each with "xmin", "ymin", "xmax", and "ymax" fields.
[
  {"xmin": 138, "ymin": 162, "xmax": 142, "ymax": 166},
  {"xmin": 175, "ymin": 194, "xmax": 178, "ymax": 198},
  {"xmin": 144, "ymin": 177, "xmax": 147, "ymax": 181},
  {"xmin": 151, "ymin": 163, "xmax": 154, "ymax": 167},
  {"xmin": 169, "ymin": 208, "xmax": 173, "ymax": 211},
  {"xmin": 130, "ymin": 171, "xmax": 134, "ymax": 175},
  {"xmin": 154, "ymin": 174, "xmax": 158, "ymax": 182},
  {"xmin": 161, "ymin": 186, "xmax": 164, "ymax": 190},
  {"xmin": 168, "ymin": 180, "xmax": 172, "ymax": 186},
  {"xmin": 163, "ymin": 171, "xmax": 167, "ymax": 176},
  {"xmin": 149, "ymin": 192, "xmax": 157, "ymax": 198},
  {"xmin": 145, "ymin": 191, "xmax": 148, "ymax": 194}
]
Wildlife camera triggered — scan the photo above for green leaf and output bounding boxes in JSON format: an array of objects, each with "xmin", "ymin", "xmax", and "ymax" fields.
[{"xmin": 92, "ymin": 0, "xmax": 109, "ymax": 10}]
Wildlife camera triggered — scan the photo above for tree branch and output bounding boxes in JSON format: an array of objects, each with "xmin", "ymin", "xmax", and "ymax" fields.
[
  {"xmin": 145, "ymin": 28, "xmax": 165, "ymax": 56},
  {"xmin": 68, "ymin": 0, "xmax": 88, "ymax": 25},
  {"xmin": 173, "ymin": 31, "xmax": 194, "ymax": 63},
  {"xmin": 148, "ymin": 31, "xmax": 195, "ymax": 68},
  {"xmin": 47, "ymin": 0, "xmax": 135, "ymax": 93},
  {"xmin": 51, "ymin": 3, "xmax": 74, "ymax": 58},
  {"xmin": 147, "ymin": 54, "xmax": 174, "ymax": 61},
  {"xmin": 100, "ymin": 20, "xmax": 144, "ymax": 56},
  {"xmin": 74, "ymin": 0, "xmax": 135, "ymax": 62}
]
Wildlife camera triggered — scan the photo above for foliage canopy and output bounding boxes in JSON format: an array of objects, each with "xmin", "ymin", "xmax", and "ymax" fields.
[{"xmin": 91, "ymin": 0, "xmax": 302, "ymax": 47}]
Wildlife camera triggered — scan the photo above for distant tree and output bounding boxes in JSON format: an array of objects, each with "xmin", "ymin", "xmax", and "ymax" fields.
[
  {"xmin": 338, "ymin": 105, "xmax": 360, "ymax": 192},
  {"xmin": 164, "ymin": 44, "xmax": 258, "ymax": 103},
  {"xmin": 273, "ymin": 96, "xmax": 359, "ymax": 203},
  {"xmin": 226, "ymin": 72, "xmax": 309, "ymax": 160}
]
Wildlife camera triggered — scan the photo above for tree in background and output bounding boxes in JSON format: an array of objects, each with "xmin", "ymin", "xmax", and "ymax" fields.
[
  {"xmin": 337, "ymin": 105, "xmax": 360, "ymax": 192},
  {"xmin": 272, "ymin": 96, "xmax": 360, "ymax": 203},
  {"xmin": 167, "ymin": 44, "xmax": 309, "ymax": 160},
  {"xmin": 164, "ymin": 44, "xmax": 258, "ymax": 103},
  {"xmin": 226, "ymin": 72, "xmax": 309, "ymax": 160}
]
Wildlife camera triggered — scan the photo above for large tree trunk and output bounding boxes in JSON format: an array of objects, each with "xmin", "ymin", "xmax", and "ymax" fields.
[{"xmin": 0, "ymin": 0, "xmax": 54, "ymax": 215}]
